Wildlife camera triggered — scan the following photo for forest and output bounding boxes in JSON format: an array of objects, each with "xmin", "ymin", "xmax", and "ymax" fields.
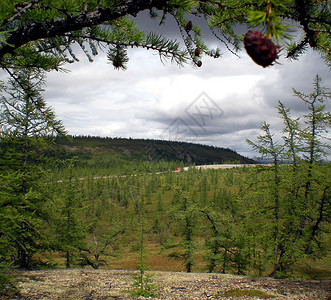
[
  {"xmin": 50, "ymin": 135, "xmax": 256, "ymax": 169},
  {"xmin": 0, "ymin": 0, "xmax": 330, "ymax": 297},
  {"xmin": 1, "ymin": 71, "xmax": 330, "ymax": 297}
]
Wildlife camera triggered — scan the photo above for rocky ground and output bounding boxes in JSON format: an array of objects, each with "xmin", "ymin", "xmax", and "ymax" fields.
[{"xmin": 6, "ymin": 269, "xmax": 331, "ymax": 299}]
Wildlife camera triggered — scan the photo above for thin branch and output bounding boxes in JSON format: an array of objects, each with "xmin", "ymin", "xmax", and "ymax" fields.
[
  {"xmin": 171, "ymin": 13, "xmax": 201, "ymax": 66},
  {"xmin": 1, "ymin": 64, "xmax": 64, "ymax": 136},
  {"xmin": 208, "ymin": 25, "xmax": 240, "ymax": 58},
  {"xmin": 63, "ymin": 33, "xmax": 187, "ymax": 66},
  {"xmin": 0, "ymin": 0, "xmax": 169, "ymax": 60}
]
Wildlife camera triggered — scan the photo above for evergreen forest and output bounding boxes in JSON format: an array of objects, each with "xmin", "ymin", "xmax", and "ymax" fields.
[
  {"xmin": 0, "ymin": 0, "xmax": 330, "ymax": 296},
  {"xmin": 1, "ymin": 73, "xmax": 330, "ymax": 296}
]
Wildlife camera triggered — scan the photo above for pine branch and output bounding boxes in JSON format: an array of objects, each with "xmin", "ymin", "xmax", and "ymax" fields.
[
  {"xmin": 0, "ymin": 0, "xmax": 169, "ymax": 60},
  {"xmin": 286, "ymin": 36, "xmax": 309, "ymax": 60},
  {"xmin": 0, "ymin": 0, "xmax": 44, "ymax": 28},
  {"xmin": 208, "ymin": 24, "xmax": 239, "ymax": 57},
  {"xmin": 1, "ymin": 65, "xmax": 67, "ymax": 136},
  {"xmin": 107, "ymin": 44, "xmax": 129, "ymax": 70},
  {"xmin": 172, "ymin": 13, "xmax": 202, "ymax": 67},
  {"xmin": 63, "ymin": 32, "xmax": 188, "ymax": 67}
]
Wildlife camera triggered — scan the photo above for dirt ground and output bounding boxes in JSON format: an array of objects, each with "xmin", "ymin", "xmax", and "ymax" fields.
[{"xmin": 5, "ymin": 269, "xmax": 331, "ymax": 299}]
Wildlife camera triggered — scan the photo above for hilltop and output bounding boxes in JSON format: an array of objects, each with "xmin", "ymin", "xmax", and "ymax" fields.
[{"xmin": 52, "ymin": 136, "xmax": 256, "ymax": 165}]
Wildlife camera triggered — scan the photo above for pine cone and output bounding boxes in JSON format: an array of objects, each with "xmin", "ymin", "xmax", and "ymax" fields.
[
  {"xmin": 244, "ymin": 31, "xmax": 281, "ymax": 68},
  {"xmin": 186, "ymin": 21, "xmax": 192, "ymax": 32}
]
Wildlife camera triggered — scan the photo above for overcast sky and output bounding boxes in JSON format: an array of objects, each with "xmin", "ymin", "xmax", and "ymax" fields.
[{"xmin": 5, "ymin": 12, "xmax": 331, "ymax": 159}]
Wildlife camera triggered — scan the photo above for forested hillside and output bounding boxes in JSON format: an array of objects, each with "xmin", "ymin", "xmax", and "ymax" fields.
[{"xmin": 52, "ymin": 136, "xmax": 256, "ymax": 165}]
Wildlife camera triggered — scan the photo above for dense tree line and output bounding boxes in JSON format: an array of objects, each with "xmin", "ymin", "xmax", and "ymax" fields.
[{"xmin": 50, "ymin": 135, "xmax": 255, "ymax": 167}]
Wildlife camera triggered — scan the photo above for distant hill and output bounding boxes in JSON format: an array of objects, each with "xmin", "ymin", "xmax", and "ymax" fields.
[{"xmin": 52, "ymin": 136, "xmax": 256, "ymax": 165}]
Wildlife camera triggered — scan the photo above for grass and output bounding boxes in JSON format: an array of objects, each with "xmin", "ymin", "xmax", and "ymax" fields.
[
  {"xmin": 295, "ymin": 256, "xmax": 331, "ymax": 279},
  {"xmin": 216, "ymin": 289, "xmax": 276, "ymax": 298}
]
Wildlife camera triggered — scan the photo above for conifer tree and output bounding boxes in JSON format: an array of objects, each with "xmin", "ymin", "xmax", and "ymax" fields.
[
  {"xmin": 0, "ymin": 68, "xmax": 65, "ymax": 270},
  {"xmin": 202, "ymin": 186, "xmax": 250, "ymax": 275},
  {"xmin": 246, "ymin": 74, "xmax": 330, "ymax": 277},
  {"xmin": 292, "ymin": 75, "xmax": 330, "ymax": 256},
  {"xmin": 167, "ymin": 188, "xmax": 197, "ymax": 272},
  {"xmin": 247, "ymin": 122, "xmax": 283, "ymax": 275},
  {"xmin": 52, "ymin": 158, "xmax": 87, "ymax": 268}
]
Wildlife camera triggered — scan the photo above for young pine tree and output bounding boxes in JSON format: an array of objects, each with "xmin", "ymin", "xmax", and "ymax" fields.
[
  {"xmin": 247, "ymin": 122, "xmax": 283, "ymax": 276},
  {"xmin": 246, "ymin": 75, "xmax": 330, "ymax": 277},
  {"xmin": 52, "ymin": 159, "xmax": 87, "ymax": 268},
  {"xmin": 168, "ymin": 188, "xmax": 197, "ymax": 272},
  {"xmin": 0, "ymin": 68, "xmax": 65, "ymax": 269}
]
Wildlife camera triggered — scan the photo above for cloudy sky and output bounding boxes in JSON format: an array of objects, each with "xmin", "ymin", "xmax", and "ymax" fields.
[{"xmin": 16, "ymin": 13, "xmax": 331, "ymax": 159}]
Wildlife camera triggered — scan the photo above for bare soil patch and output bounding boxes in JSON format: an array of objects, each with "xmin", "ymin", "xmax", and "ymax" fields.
[{"xmin": 5, "ymin": 269, "xmax": 331, "ymax": 299}]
